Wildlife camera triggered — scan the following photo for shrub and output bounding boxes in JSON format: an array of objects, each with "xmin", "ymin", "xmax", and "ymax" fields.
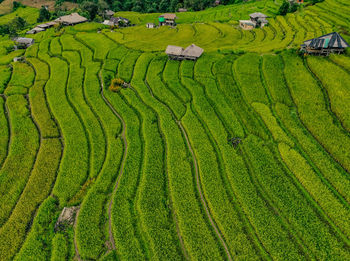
[{"xmin": 109, "ymin": 78, "xmax": 124, "ymax": 92}]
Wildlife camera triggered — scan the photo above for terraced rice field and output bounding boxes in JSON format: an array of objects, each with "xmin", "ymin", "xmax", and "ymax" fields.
[{"xmin": 0, "ymin": 0, "xmax": 350, "ymax": 260}]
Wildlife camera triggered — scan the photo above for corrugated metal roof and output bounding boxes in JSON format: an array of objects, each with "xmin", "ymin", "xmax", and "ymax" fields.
[
  {"xmin": 249, "ymin": 12, "xmax": 268, "ymax": 18},
  {"xmin": 303, "ymin": 32, "xmax": 349, "ymax": 49}
]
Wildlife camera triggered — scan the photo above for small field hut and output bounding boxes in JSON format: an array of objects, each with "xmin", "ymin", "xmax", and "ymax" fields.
[
  {"xmin": 105, "ymin": 10, "xmax": 115, "ymax": 18},
  {"xmin": 55, "ymin": 13, "xmax": 88, "ymax": 26},
  {"xmin": 26, "ymin": 27, "xmax": 45, "ymax": 34},
  {"xmin": 146, "ymin": 23, "xmax": 155, "ymax": 28},
  {"xmin": 165, "ymin": 44, "xmax": 204, "ymax": 60},
  {"xmin": 301, "ymin": 32, "xmax": 349, "ymax": 55},
  {"xmin": 239, "ymin": 12, "xmax": 268, "ymax": 30},
  {"xmin": 159, "ymin": 13, "xmax": 177, "ymax": 26},
  {"xmin": 239, "ymin": 20, "xmax": 256, "ymax": 30},
  {"xmin": 249, "ymin": 12, "xmax": 268, "ymax": 27},
  {"xmin": 14, "ymin": 37, "xmax": 34, "ymax": 48}
]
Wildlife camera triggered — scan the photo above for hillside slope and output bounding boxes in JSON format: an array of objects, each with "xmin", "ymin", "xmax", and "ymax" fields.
[{"xmin": 0, "ymin": 0, "xmax": 350, "ymax": 260}]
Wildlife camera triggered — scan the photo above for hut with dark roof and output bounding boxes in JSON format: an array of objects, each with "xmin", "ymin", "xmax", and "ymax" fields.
[
  {"xmin": 249, "ymin": 12, "xmax": 268, "ymax": 27},
  {"xmin": 301, "ymin": 32, "xmax": 349, "ymax": 55},
  {"xmin": 240, "ymin": 12, "xmax": 268, "ymax": 30},
  {"xmin": 159, "ymin": 13, "xmax": 177, "ymax": 26}
]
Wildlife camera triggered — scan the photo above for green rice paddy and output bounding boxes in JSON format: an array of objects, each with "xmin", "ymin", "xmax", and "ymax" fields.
[{"xmin": 0, "ymin": 0, "xmax": 350, "ymax": 260}]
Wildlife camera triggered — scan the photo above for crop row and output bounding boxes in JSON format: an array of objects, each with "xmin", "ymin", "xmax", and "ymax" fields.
[
  {"xmin": 282, "ymin": 52, "xmax": 350, "ymax": 173},
  {"xmin": 57, "ymin": 35, "xmax": 126, "ymax": 259},
  {"xmin": 235, "ymin": 52, "xmax": 346, "ymax": 256},
  {"xmin": 14, "ymin": 196, "xmax": 59, "ymax": 260},
  {"xmin": 0, "ymin": 65, "xmax": 11, "ymax": 94},
  {"xmin": 306, "ymin": 57, "xmax": 350, "ymax": 132},
  {"xmin": 262, "ymin": 54, "xmax": 350, "ymax": 205},
  {"xmin": 211, "ymin": 52, "xmax": 350, "ymax": 259},
  {"xmin": 62, "ymin": 50, "xmax": 105, "ymax": 184},
  {"xmin": 146, "ymin": 56, "xmax": 186, "ymax": 119},
  {"xmin": 242, "ymin": 134, "xmax": 349, "ymax": 259},
  {"xmin": 258, "ymin": 54, "xmax": 350, "ymax": 241},
  {"xmin": 122, "ymin": 86, "xmax": 184, "ymax": 260},
  {"xmin": 180, "ymin": 68, "xmax": 262, "ymax": 259},
  {"xmin": 135, "ymin": 53, "xmax": 224, "ymax": 260},
  {"xmin": 210, "ymin": 56, "xmax": 308, "ymax": 259},
  {"xmin": 107, "ymin": 86, "xmax": 147, "ymax": 259},
  {"xmin": 4, "ymin": 62, "xmax": 35, "ymax": 96},
  {"xmin": 0, "ymin": 138, "xmax": 61, "ymax": 261},
  {"xmin": 0, "ymin": 95, "xmax": 39, "ymax": 227},
  {"xmin": 26, "ymin": 57, "xmax": 60, "ymax": 138},
  {"xmin": 38, "ymin": 39, "xmax": 89, "ymax": 206}
]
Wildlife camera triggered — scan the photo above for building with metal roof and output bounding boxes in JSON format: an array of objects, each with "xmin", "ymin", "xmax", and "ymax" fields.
[
  {"xmin": 249, "ymin": 12, "xmax": 268, "ymax": 19},
  {"xmin": 301, "ymin": 32, "xmax": 349, "ymax": 55},
  {"xmin": 159, "ymin": 13, "xmax": 177, "ymax": 26}
]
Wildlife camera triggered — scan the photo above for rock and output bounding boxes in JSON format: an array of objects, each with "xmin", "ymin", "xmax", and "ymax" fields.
[{"xmin": 55, "ymin": 206, "xmax": 79, "ymax": 231}]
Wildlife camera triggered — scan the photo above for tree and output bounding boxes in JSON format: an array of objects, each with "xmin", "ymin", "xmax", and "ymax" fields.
[
  {"xmin": 112, "ymin": 1, "xmax": 122, "ymax": 11},
  {"xmin": 81, "ymin": 1, "xmax": 99, "ymax": 20},
  {"xmin": 0, "ymin": 25, "xmax": 9, "ymax": 36},
  {"xmin": 12, "ymin": 1, "xmax": 23, "ymax": 11},
  {"xmin": 278, "ymin": 1, "xmax": 290, "ymax": 16},
  {"xmin": 37, "ymin": 6, "xmax": 51, "ymax": 22},
  {"xmin": 97, "ymin": 0, "xmax": 108, "ymax": 14},
  {"xmin": 10, "ymin": 16, "xmax": 26, "ymax": 30},
  {"xmin": 289, "ymin": 3, "xmax": 298, "ymax": 12}
]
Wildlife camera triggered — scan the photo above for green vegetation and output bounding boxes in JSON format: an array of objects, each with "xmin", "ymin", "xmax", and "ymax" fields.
[{"xmin": 0, "ymin": 0, "xmax": 349, "ymax": 260}]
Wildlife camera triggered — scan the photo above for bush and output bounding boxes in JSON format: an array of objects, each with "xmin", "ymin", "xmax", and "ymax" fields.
[
  {"xmin": 109, "ymin": 78, "xmax": 124, "ymax": 92},
  {"xmin": 37, "ymin": 6, "xmax": 51, "ymax": 23}
]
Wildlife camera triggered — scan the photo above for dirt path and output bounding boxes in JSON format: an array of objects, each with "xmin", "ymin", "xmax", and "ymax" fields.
[
  {"xmin": 177, "ymin": 121, "xmax": 233, "ymax": 261},
  {"xmin": 73, "ymin": 207, "xmax": 82, "ymax": 261},
  {"xmin": 98, "ymin": 71, "xmax": 128, "ymax": 250},
  {"xmin": 143, "ymin": 79, "xmax": 232, "ymax": 260}
]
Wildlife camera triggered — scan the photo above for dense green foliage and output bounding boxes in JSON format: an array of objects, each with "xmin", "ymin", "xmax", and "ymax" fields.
[{"xmin": 0, "ymin": 0, "xmax": 349, "ymax": 260}]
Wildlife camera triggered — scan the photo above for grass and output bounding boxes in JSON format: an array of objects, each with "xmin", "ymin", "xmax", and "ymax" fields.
[
  {"xmin": 0, "ymin": 65, "xmax": 11, "ymax": 93},
  {"xmin": 0, "ymin": 7, "xmax": 39, "ymax": 25}
]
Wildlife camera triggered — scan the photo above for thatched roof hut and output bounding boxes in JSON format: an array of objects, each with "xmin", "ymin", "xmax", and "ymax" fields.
[
  {"xmin": 26, "ymin": 27, "xmax": 45, "ymax": 34},
  {"xmin": 159, "ymin": 13, "xmax": 177, "ymax": 26},
  {"xmin": 165, "ymin": 44, "xmax": 204, "ymax": 60},
  {"xmin": 105, "ymin": 10, "xmax": 115, "ymax": 17},
  {"xmin": 55, "ymin": 13, "xmax": 88, "ymax": 25},
  {"xmin": 182, "ymin": 44, "xmax": 204, "ymax": 59},
  {"xmin": 165, "ymin": 45, "xmax": 184, "ymax": 56},
  {"xmin": 14, "ymin": 37, "xmax": 34, "ymax": 47}
]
